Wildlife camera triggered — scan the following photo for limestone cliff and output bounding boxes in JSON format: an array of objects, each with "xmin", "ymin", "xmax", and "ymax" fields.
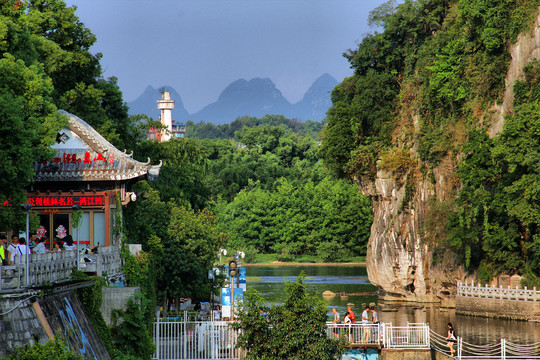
[{"xmin": 360, "ymin": 10, "xmax": 540, "ymax": 303}]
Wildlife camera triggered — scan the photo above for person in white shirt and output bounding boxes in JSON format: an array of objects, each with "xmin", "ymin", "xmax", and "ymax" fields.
[
  {"xmin": 63, "ymin": 235, "xmax": 76, "ymax": 251},
  {"xmin": 18, "ymin": 238, "xmax": 29, "ymax": 256},
  {"xmin": 7, "ymin": 235, "xmax": 19, "ymax": 264},
  {"xmin": 361, "ymin": 305, "xmax": 371, "ymax": 343}
]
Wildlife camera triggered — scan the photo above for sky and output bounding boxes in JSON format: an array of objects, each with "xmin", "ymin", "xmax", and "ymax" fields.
[{"xmin": 64, "ymin": 0, "xmax": 388, "ymax": 113}]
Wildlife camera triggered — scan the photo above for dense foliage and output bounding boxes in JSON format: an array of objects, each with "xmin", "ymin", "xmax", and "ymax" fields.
[
  {"xmin": 444, "ymin": 61, "xmax": 540, "ymax": 282},
  {"xmin": 320, "ymin": 0, "xmax": 540, "ymax": 282},
  {"xmin": 222, "ymin": 178, "xmax": 372, "ymax": 258},
  {"xmin": 186, "ymin": 114, "xmax": 324, "ymax": 140},
  {"xmin": 1, "ymin": 338, "xmax": 83, "ymax": 360},
  {"xmin": 233, "ymin": 273, "xmax": 345, "ymax": 360}
]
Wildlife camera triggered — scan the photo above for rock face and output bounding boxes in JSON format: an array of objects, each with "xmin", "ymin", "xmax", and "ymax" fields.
[{"xmin": 360, "ymin": 10, "xmax": 540, "ymax": 303}]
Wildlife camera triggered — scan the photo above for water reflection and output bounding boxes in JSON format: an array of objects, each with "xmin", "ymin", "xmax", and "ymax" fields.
[{"xmin": 245, "ymin": 265, "xmax": 540, "ymax": 345}]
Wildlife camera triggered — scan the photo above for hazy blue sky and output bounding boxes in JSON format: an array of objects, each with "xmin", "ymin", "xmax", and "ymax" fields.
[{"xmin": 65, "ymin": 0, "xmax": 387, "ymax": 113}]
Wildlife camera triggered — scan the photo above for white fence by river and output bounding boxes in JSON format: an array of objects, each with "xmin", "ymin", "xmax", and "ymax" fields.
[
  {"xmin": 152, "ymin": 320, "xmax": 430, "ymax": 359},
  {"xmin": 153, "ymin": 318, "xmax": 540, "ymax": 360},
  {"xmin": 457, "ymin": 280, "xmax": 540, "ymax": 301}
]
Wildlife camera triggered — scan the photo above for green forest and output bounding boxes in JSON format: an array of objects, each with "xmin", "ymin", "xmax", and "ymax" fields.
[{"xmin": 2, "ymin": 0, "xmax": 540, "ymax": 358}]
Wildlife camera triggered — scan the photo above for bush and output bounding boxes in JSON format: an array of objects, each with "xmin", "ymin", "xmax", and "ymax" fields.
[
  {"xmin": 276, "ymin": 253, "xmax": 295, "ymax": 262},
  {"xmin": 317, "ymin": 241, "xmax": 350, "ymax": 263},
  {"xmin": 243, "ymin": 245, "xmax": 258, "ymax": 263},
  {"xmin": 4, "ymin": 337, "xmax": 83, "ymax": 360}
]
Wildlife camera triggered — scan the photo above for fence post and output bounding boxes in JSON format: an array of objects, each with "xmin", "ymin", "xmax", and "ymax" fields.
[
  {"xmin": 501, "ymin": 338, "xmax": 506, "ymax": 360},
  {"xmin": 155, "ymin": 310, "xmax": 160, "ymax": 360},
  {"xmin": 457, "ymin": 337, "xmax": 461, "ymax": 359}
]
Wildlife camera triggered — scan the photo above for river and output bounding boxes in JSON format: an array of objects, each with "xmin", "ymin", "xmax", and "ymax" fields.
[{"xmin": 245, "ymin": 264, "xmax": 540, "ymax": 345}]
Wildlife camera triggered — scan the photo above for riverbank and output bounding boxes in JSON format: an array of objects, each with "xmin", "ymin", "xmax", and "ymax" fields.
[
  {"xmin": 243, "ymin": 261, "xmax": 366, "ymax": 267},
  {"xmin": 237, "ymin": 253, "xmax": 366, "ymax": 266}
]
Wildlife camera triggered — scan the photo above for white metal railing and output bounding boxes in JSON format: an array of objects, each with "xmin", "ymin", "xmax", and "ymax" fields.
[
  {"xmin": 153, "ymin": 320, "xmax": 241, "ymax": 360},
  {"xmin": 0, "ymin": 246, "xmax": 123, "ymax": 290},
  {"xmin": 326, "ymin": 322, "xmax": 383, "ymax": 346},
  {"xmin": 458, "ymin": 281, "xmax": 540, "ymax": 302},
  {"xmin": 384, "ymin": 323, "xmax": 430, "ymax": 349},
  {"xmin": 325, "ymin": 322, "xmax": 429, "ymax": 349},
  {"xmin": 430, "ymin": 329, "xmax": 540, "ymax": 359},
  {"xmin": 153, "ymin": 319, "xmax": 430, "ymax": 359}
]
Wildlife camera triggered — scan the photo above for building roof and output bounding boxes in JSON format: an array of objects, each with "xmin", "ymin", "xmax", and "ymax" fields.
[{"xmin": 34, "ymin": 110, "xmax": 161, "ymax": 182}]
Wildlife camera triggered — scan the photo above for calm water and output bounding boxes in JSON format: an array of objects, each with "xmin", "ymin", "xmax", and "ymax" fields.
[{"xmin": 245, "ymin": 265, "xmax": 540, "ymax": 345}]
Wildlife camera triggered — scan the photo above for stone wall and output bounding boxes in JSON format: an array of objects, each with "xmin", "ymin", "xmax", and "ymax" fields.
[
  {"xmin": 0, "ymin": 294, "xmax": 49, "ymax": 356},
  {"xmin": 379, "ymin": 349, "xmax": 431, "ymax": 360},
  {"xmin": 456, "ymin": 296, "xmax": 540, "ymax": 321},
  {"xmin": 100, "ymin": 286, "xmax": 140, "ymax": 325},
  {"xmin": 0, "ymin": 290, "xmax": 111, "ymax": 359}
]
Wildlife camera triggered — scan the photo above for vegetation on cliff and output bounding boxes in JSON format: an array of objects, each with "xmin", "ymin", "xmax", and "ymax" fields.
[{"xmin": 320, "ymin": 0, "xmax": 540, "ymax": 284}]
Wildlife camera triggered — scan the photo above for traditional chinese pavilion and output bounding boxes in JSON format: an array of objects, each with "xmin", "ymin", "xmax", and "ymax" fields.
[{"xmin": 28, "ymin": 110, "xmax": 161, "ymax": 249}]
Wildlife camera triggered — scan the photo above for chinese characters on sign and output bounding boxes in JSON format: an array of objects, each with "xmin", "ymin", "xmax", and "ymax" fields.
[
  {"xmin": 26, "ymin": 196, "xmax": 105, "ymax": 207},
  {"xmin": 39, "ymin": 152, "xmax": 115, "ymax": 166}
]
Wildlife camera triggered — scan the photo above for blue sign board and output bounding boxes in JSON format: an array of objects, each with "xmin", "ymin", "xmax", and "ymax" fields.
[
  {"xmin": 239, "ymin": 268, "xmax": 246, "ymax": 283},
  {"xmin": 221, "ymin": 288, "xmax": 231, "ymax": 306}
]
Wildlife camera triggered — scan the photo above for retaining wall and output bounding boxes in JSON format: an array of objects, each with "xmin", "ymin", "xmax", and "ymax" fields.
[
  {"xmin": 456, "ymin": 296, "xmax": 540, "ymax": 321},
  {"xmin": 100, "ymin": 286, "xmax": 140, "ymax": 325},
  {"xmin": 0, "ymin": 290, "xmax": 110, "ymax": 359}
]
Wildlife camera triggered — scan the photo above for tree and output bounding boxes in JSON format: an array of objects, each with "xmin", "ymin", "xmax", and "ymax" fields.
[
  {"xmin": 111, "ymin": 293, "xmax": 155, "ymax": 360},
  {"xmin": 0, "ymin": 0, "xmax": 147, "ymax": 231},
  {"xmin": 233, "ymin": 273, "xmax": 344, "ymax": 360}
]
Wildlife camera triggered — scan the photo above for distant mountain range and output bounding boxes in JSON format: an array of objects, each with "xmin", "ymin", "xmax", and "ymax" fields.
[{"xmin": 127, "ymin": 74, "xmax": 337, "ymax": 124}]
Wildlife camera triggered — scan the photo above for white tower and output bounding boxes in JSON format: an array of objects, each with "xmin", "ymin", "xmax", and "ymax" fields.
[{"xmin": 157, "ymin": 90, "xmax": 175, "ymax": 142}]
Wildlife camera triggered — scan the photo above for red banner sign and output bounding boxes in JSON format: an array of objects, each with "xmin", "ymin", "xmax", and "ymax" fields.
[{"xmin": 27, "ymin": 195, "xmax": 105, "ymax": 207}]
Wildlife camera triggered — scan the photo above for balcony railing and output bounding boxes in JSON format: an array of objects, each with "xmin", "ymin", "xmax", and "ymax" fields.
[{"xmin": 0, "ymin": 245, "xmax": 122, "ymax": 290}]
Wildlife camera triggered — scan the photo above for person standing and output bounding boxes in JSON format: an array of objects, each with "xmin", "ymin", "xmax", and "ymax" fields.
[
  {"xmin": 343, "ymin": 311, "xmax": 353, "ymax": 342},
  {"xmin": 7, "ymin": 235, "xmax": 19, "ymax": 264},
  {"xmin": 18, "ymin": 238, "xmax": 29, "ymax": 257},
  {"xmin": 446, "ymin": 322, "xmax": 457, "ymax": 357},
  {"xmin": 0, "ymin": 235, "xmax": 7, "ymax": 265},
  {"xmin": 332, "ymin": 307, "xmax": 340, "ymax": 338},
  {"xmin": 347, "ymin": 305, "xmax": 356, "ymax": 324},
  {"xmin": 32, "ymin": 238, "xmax": 47, "ymax": 254},
  {"xmin": 370, "ymin": 304, "xmax": 380, "ymax": 342},
  {"xmin": 28, "ymin": 233, "xmax": 37, "ymax": 251},
  {"xmin": 63, "ymin": 236, "xmax": 76, "ymax": 251},
  {"xmin": 361, "ymin": 304, "xmax": 371, "ymax": 343}
]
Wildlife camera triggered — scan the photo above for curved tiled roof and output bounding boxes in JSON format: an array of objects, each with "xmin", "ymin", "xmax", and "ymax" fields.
[{"xmin": 34, "ymin": 110, "xmax": 161, "ymax": 182}]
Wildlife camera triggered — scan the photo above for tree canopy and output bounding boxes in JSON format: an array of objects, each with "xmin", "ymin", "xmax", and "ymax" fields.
[{"xmin": 233, "ymin": 273, "xmax": 344, "ymax": 360}]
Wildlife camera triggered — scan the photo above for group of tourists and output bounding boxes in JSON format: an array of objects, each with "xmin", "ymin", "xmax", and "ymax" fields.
[
  {"xmin": 331, "ymin": 303, "xmax": 380, "ymax": 343},
  {"xmin": 0, "ymin": 233, "xmax": 77, "ymax": 265}
]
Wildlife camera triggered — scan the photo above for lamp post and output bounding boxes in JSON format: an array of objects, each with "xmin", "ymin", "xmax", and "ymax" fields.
[
  {"xmin": 219, "ymin": 248, "xmax": 227, "ymax": 265},
  {"xmin": 72, "ymin": 204, "xmax": 82, "ymax": 270},
  {"xmin": 208, "ymin": 269, "xmax": 215, "ymax": 320},
  {"xmin": 21, "ymin": 202, "xmax": 32, "ymax": 286},
  {"xmin": 228, "ymin": 259, "xmax": 237, "ymax": 320}
]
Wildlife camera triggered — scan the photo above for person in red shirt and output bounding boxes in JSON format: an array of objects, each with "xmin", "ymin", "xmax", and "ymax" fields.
[{"xmin": 347, "ymin": 305, "xmax": 355, "ymax": 324}]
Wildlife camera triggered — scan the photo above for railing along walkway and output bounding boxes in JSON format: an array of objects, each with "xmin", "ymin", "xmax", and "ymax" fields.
[
  {"xmin": 430, "ymin": 329, "xmax": 540, "ymax": 359},
  {"xmin": 458, "ymin": 280, "xmax": 540, "ymax": 302},
  {"xmin": 153, "ymin": 319, "xmax": 430, "ymax": 360},
  {"xmin": 326, "ymin": 322, "xmax": 430, "ymax": 349}
]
